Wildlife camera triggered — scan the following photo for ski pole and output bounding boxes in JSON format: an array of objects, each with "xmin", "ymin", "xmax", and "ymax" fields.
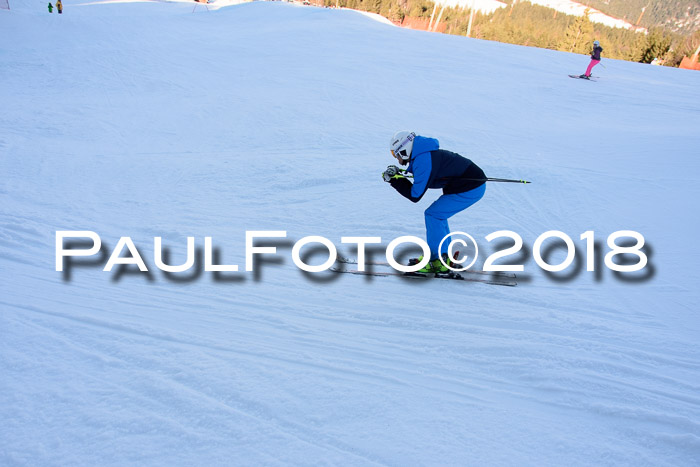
[
  {"xmin": 397, "ymin": 169, "xmax": 530, "ymax": 184},
  {"xmin": 482, "ymin": 177, "xmax": 531, "ymax": 184}
]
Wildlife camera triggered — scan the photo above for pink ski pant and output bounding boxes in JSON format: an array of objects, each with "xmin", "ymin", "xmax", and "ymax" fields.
[{"xmin": 585, "ymin": 59, "xmax": 600, "ymax": 76}]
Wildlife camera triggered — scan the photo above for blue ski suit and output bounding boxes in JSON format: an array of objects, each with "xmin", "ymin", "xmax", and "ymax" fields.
[{"xmin": 389, "ymin": 136, "xmax": 486, "ymax": 260}]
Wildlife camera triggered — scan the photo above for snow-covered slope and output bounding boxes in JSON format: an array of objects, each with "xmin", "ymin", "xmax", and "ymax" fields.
[
  {"xmin": 527, "ymin": 0, "xmax": 645, "ymax": 31},
  {"xmin": 428, "ymin": 0, "xmax": 644, "ymax": 31},
  {"xmin": 1, "ymin": 2, "xmax": 700, "ymax": 465},
  {"xmin": 434, "ymin": 0, "xmax": 506, "ymax": 15}
]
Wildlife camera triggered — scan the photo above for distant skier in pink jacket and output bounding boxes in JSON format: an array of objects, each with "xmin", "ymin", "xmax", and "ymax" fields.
[{"xmin": 580, "ymin": 41, "xmax": 603, "ymax": 80}]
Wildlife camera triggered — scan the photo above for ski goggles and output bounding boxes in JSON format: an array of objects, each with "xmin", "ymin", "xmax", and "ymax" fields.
[{"xmin": 390, "ymin": 149, "xmax": 408, "ymax": 161}]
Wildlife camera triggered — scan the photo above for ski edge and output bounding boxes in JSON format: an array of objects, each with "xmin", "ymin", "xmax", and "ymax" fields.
[
  {"xmin": 337, "ymin": 256, "xmax": 517, "ymax": 279},
  {"xmin": 568, "ymin": 74, "xmax": 597, "ymax": 81},
  {"xmin": 330, "ymin": 267, "xmax": 518, "ymax": 287}
]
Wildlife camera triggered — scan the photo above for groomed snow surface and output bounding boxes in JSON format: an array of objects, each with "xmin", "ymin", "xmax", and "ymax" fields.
[{"xmin": 2, "ymin": 1, "xmax": 700, "ymax": 465}]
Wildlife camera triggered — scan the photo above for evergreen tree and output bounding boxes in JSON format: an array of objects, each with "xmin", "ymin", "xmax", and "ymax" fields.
[
  {"xmin": 563, "ymin": 9, "xmax": 594, "ymax": 53},
  {"xmin": 639, "ymin": 27, "xmax": 673, "ymax": 63}
]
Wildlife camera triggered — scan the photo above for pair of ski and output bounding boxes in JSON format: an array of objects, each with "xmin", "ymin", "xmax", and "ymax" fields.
[
  {"xmin": 331, "ymin": 256, "xmax": 517, "ymax": 287},
  {"xmin": 569, "ymin": 74, "xmax": 597, "ymax": 81}
]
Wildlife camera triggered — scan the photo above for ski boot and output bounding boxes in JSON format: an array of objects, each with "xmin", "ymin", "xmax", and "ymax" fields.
[
  {"xmin": 409, "ymin": 252, "xmax": 458, "ymax": 268},
  {"xmin": 417, "ymin": 258, "xmax": 449, "ymax": 274},
  {"xmin": 408, "ymin": 254, "xmax": 462, "ymax": 279}
]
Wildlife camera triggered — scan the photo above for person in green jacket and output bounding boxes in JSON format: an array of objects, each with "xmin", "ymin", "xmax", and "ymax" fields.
[{"xmin": 48, "ymin": 2, "xmax": 53, "ymax": 13}]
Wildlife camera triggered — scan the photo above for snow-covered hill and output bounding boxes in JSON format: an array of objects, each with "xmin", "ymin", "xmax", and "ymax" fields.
[
  {"xmin": 527, "ymin": 0, "xmax": 645, "ymax": 31},
  {"xmin": 1, "ymin": 1, "xmax": 700, "ymax": 465},
  {"xmin": 433, "ymin": 0, "xmax": 507, "ymax": 15},
  {"xmin": 427, "ymin": 0, "xmax": 645, "ymax": 31}
]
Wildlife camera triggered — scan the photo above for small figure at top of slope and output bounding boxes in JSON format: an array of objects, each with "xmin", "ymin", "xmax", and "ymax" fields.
[
  {"xmin": 579, "ymin": 40, "xmax": 603, "ymax": 80},
  {"xmin": 382, "ymin": 131, "xmax": 487, "ymax": 274}
]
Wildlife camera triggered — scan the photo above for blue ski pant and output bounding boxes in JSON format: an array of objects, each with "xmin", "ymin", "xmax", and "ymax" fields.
[{"xmin": 425, "ymin": 184, "xmax": 486, "ymax": 260}]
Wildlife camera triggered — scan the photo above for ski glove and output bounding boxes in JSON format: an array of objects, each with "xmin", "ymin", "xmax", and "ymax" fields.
[{"xmin": 382, "ymin": 165, "xmax": 401, "ymax": 182}]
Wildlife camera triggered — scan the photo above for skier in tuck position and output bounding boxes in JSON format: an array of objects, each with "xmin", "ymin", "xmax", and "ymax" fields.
[
  {"xmin": 382, "ymin": 131, "xmax": 486, "ymax": 274},
  {"xmin": 580, "ymin": 40, "xmax": 603, "ymax": 79}
]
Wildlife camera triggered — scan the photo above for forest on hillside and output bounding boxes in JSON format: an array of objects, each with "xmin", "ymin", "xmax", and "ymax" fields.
[
  {"xmin": 584, "ymin": 0, "xmax": 700, "ymax": 33},
  {"xmin": 319, "ymin": 0, "xmax": 700, "ymax": 67}
]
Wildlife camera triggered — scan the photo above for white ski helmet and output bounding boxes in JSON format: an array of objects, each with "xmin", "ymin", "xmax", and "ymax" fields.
[
  {"xmin": 594, "ymin": 40, "xmax": 600, "ymax": 46},
  {"xmin": 390, "ymin": 131, "xmax": 416, "ymax": 162}
]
